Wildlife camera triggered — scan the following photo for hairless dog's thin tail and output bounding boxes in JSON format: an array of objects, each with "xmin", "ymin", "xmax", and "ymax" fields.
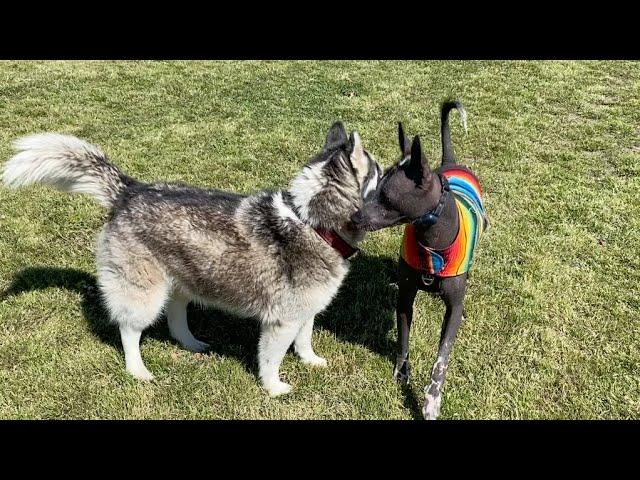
[{"xmin": 441, "ymin": 100, "xmax": 467, "ymax": 166}]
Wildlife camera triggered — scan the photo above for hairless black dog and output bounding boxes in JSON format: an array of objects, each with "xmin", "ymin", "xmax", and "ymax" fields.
[{"xmin": 351, "ymin": 102, "xmax": 488, "ymax": 419}]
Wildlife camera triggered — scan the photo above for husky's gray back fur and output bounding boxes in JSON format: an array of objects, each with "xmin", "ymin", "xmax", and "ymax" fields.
[{"xmin": 2, "ymin": 122, "xmax": 382, "ymax": 395}]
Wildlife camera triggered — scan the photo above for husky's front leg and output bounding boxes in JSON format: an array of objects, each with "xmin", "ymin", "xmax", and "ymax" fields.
[
  {"xmin": 258, "ymin": 320, "xmax": 300, "ymax": 397},
  {"xmin": 294, "ymin": 316, "xmax": 327, "ymax": 367}
]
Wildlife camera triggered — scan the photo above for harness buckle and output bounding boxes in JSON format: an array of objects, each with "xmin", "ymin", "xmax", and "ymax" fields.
[{"xmin": 421, "ymin": 274, "xmax": 435, "ymax": 286}]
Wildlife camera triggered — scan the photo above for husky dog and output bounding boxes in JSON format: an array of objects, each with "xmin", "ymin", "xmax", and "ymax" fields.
[{"xmin": 3, "ymin": 122, "xmax": 382, "ymax": 396}]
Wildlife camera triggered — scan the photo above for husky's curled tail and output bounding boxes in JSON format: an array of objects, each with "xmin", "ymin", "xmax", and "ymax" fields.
[{"xmin": 3, "ymin": 133, "xmax": 136, "ymax": 208}]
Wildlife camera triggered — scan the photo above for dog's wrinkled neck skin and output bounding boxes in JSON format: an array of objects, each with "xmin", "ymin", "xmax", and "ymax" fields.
[{"xmin": 414, "ymin": 173, "xmax": 459, "ymax": 251}]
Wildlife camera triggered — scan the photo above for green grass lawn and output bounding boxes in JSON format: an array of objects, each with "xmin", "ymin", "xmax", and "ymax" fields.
[{"xmin": 0, "ymin": 61, "xmax": 638, "ymax": 419}]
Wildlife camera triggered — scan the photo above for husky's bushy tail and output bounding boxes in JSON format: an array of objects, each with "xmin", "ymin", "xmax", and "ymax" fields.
[
  {"xmin": 441, "ymin": 101, "xmax": 467, "ymax": 166},
  {"xmin": 2, "ymin": 133, "xmax": 135, "ymax": 208}
]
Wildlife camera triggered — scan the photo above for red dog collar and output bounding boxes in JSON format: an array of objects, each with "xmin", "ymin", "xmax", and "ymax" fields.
[{"xmin": 313, "ymin": 227, "xmax": 359, "ymax": 259}]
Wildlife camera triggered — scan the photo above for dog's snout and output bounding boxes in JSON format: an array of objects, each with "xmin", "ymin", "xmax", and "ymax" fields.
[{"xmin": 350, "ymin": 210, "xmax": 364, "ymax": 225}]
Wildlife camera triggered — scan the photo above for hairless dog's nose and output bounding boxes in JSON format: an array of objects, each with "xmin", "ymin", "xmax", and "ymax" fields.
[{"xmin": 350, "ymin": 210, "xmax": 364, "ymax": 225}]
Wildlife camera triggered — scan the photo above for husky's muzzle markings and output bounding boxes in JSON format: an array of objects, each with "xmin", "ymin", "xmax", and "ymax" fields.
[
  {"xmin": 2, "ymin": 122, "xmax": 382, "ymax": 397},
  {"xmin": 351, "ymin": 101, "xmax": 488, "ymax": 419}
]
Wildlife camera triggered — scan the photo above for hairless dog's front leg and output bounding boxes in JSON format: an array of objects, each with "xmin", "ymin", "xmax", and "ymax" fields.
[
  {"xmin": 394, "ymin": 282, "xmax": 418, "ymax": 384},
  {"xmin": 423, "ymin": 275, "xmax": 467, "ymax": 420}
]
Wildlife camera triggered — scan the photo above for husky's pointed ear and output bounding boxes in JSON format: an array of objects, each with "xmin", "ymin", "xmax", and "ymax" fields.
[
  {"xmin": 398, "ymin": 122, "xmax": 411, "ymax": 156},
  {"xmin": 407, "ymin": 135, "xmax": 430, "ymax": 183},
  {"xmin": 348, "ymin": 131, "xmax": 367, "ymax": 173},
  {"xmin": 325, "ymin": 121, "xmax": 348, "ymax": 149},
  {"xmin": 349, "ymin": 131, "xmax": 364, "ymax": 157}
]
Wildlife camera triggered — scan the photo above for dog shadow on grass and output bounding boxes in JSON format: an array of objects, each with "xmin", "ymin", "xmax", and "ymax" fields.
[
  {"xmin": 0, "ymin": 266, "xmax": 262, "ymax": 377},
  {"xmin": 1, "ymin": 256, "xmax": 424, "ymax": 419},
  {"xmin": 316, "ymin": 253, "xmax": 424, "ymax": 420}
]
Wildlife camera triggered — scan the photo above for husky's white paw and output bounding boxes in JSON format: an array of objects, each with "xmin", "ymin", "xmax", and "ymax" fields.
[
  {"xmin": 264, "ymin": 381, "xmax": 293, "ymax": 397},
  {"xmin": 127, "ymin": 365, "xmax": 155, "ymax": 382},
  {"xmin": 301, "ymin": 354, "xmax": 328, "ymax": 368},
  {"xmin": 182, "ymin": 338, "xmax": 210, "ymax": 353}
]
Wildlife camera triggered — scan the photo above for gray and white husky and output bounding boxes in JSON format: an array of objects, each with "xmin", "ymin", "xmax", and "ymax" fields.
[{"xmin": 3, "ymin": 122, "xmax": 382, "ymax": 396}]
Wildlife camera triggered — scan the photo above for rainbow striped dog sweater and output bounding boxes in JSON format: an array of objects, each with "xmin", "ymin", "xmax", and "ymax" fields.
[{"xmin": 401, "ymin": 166, "xmax": 488, "ymax": 277}]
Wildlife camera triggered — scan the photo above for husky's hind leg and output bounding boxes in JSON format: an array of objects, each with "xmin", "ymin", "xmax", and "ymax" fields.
[
  {"xmin": 166, "ymin": 294, "xmax": 210, "ymax": 353},
  {"xmin": 97, "ymin": 229, "xmax": 170, "ymax": 381},
  {"xmin": 104, "ymin": 279, "xmax": 169, "ymax": 381},
  {"xmin": 119, "ymin": 325, "xmax": 156, "ymax": 381},
  {"xmin": 103, "ymin": 274, "xmax": 169, "ymax": 380}
]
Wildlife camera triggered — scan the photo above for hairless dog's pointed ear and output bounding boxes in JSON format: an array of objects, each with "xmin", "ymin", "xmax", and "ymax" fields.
[
  {"xmin": 411, "ymin": 136, "xmax": 430, "ymax": 170},
  {"xmin": 325, "ymin": 121, "xmax": 348, "ymax": 149},
  {"xmin": 407, "ymin": 135, "xmax": 431, "ymax": 184},
  {"xmin": 398, "ymin": 122, "xmax": 411, "ymax": 156}
]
